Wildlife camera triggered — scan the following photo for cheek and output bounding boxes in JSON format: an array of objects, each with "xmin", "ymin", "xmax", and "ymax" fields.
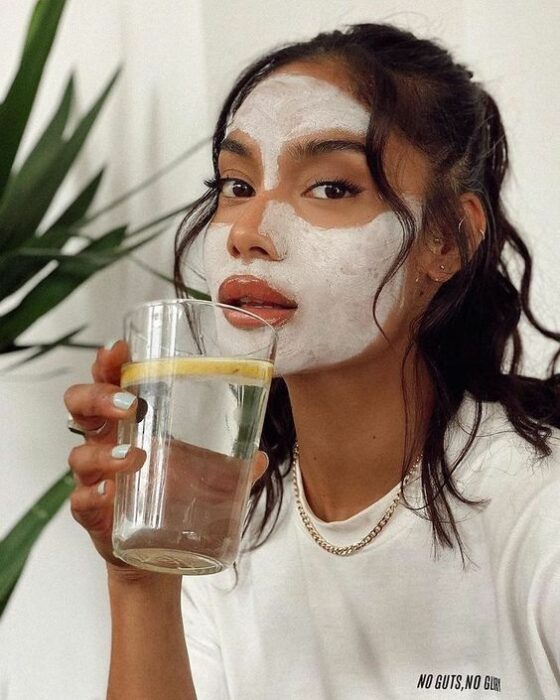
[
  {"xmin": 203, "ymin": 207, "xmax": 404, "ymax": 307},
  {"xmin": 202, "ymin": 224, "xmax": 231, "ymax": 287},
  {"xmin": 288, "ymin": 199, "xmax": 386, "ymax": 231}
]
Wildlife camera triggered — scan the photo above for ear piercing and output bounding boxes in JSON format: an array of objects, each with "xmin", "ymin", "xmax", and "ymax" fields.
[
  {"xmin": 433, "ymin": 263, "xmax": 447, "ymax": 283},
  {"xmin": 458, "ymin": 217, "xmax": 486, "ymax": 241},
  {"xmin": 429, "ymin": 219, "xmax": 485, "ymax": 285}
]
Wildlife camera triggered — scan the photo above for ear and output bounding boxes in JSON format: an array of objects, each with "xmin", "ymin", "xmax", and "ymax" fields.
[
  {"xmin": 459, "ymin": 192, "xmax": 487, "ymax": 255},
  {"xmin": 418, "ymin": 193, "xmax": 487, "ymax": 285}
]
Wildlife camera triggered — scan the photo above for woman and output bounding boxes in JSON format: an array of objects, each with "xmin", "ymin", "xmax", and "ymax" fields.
[{"xmin": 64, "ymin": 23, "xmax": 560, "ymax": 699}]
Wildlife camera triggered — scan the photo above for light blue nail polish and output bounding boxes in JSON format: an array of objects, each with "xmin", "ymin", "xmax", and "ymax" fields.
[
  {"xmin": 112, "ymin": 444, "xmax": 131, "ymax": 460},
  {"xmin": 96, "ymin": 480, "xmax": 107, "ymax": 496},
  {"xmin": 112, "ymin": 391, "xmax": 136, "ymax": 410},
  {"xmin": 104, "ymin": 339, "xmax": 120, "ymax": 350}
]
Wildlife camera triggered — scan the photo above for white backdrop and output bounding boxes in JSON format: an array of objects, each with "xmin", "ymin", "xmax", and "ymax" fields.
[{"xmin": 0, "ymin": 1, "xmax": 558, "ymax": 698}]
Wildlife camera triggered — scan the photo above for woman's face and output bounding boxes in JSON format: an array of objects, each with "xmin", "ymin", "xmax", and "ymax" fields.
[{"xmin": 202, "ymin": 60, "xmax": 430, "ymax": 377}]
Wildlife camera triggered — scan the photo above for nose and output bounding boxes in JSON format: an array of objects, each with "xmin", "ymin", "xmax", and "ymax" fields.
[{"xmin": 227, "ymin": 196, "xmax": 282, "ymax": 262}]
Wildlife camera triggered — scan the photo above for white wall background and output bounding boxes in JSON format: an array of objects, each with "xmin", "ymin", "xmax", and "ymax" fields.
[{"xmin": 0, "ymin": 1, "xmax": 558, "ymax": 698}]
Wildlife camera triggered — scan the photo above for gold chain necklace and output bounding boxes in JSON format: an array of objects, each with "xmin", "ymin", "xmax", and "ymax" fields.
[{"xmin": 291, "ymin": 442, "xmax": 421, "ymax": 556}]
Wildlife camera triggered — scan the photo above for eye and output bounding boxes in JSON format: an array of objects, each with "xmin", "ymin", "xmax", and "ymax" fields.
[
  {"xmin": 217, "ymin": 177, "xmax": 254, "ymax": 198},
  {"xmin": 306, "ymin": 179, "xmax": 363, "ymax": 200}
]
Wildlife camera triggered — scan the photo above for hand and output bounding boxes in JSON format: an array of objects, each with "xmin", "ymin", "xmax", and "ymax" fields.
[{"xmin": 64, "ymin": 341, "xmax": 270, "ymax": 581}]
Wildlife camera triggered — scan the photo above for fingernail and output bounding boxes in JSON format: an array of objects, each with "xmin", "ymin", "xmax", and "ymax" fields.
[
  {"xmin": 96, "ymin": 480, "xmax": 107, "ymax": 496},
  {"xmin": 112, "ymin": 391, "xmax": 136, "ymax": 410},
  {"xmin": 112, "ymin": 444, "xmax": 131, "ymax": 460},
  {"xmin": 104, "ymin": 339, "xmax": 120, "ymax": 350}
]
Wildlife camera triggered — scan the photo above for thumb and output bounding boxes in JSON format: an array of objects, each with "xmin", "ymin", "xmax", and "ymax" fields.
[{"xmin": 250, "ymin": 450, "xmax": 269, "ymax": 484}]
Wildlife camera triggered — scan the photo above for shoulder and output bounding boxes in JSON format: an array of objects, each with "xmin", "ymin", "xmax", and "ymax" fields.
[
  {"xmin": 449, "ymin": 396, "xmax": 560, "ymax": 498},
  {"xmin": 449, "ymin": 396, "xmax": 560, "ymax": 563},
  {"xmin": 460, "ymin": 402, "xmax": 560, "ymax": 664}
]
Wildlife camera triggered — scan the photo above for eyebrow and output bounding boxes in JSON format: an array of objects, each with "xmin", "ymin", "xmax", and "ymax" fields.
[
  {"xmin": 219, "ymin": 136, "xmax": 253, "ymax": 158},
  {"xmin": 218, "ymin": 136, "xmax": 366, "ymax": 160},
  {"xmin": 287, "ymin": 138, "xmax": 366, "ymax": 159}
]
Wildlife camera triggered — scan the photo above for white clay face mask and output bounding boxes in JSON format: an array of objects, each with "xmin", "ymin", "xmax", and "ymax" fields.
[
  {"xmin": 204, "ymin": 200, "xmax": 412, "ymax": 377},
  {"xmin": 199, "ymin": 72, "xmax": 418, "ymax": 377},
  {"xmin": 226, "ymin": 73, "xmax": 370, "ymax": 189}
]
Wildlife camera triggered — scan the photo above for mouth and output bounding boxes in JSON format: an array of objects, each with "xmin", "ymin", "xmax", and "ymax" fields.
[{"xmin": 218, "ymin": 275, "xmax": 298, "ymax": 328}]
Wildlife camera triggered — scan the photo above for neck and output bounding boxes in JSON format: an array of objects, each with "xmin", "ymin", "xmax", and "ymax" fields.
[{"xmin": 284, "ymin": 344, "xmax": 432, "ymax": 522}]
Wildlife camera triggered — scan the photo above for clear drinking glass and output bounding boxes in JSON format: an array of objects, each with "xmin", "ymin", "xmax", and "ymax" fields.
[{"xmin": 112, "ymin": 299, "xmax": 277, "ymax": 575}]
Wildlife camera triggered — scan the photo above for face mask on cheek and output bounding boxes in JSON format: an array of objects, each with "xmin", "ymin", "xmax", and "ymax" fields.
[{"xmin": 202, "ymin": 200, "xmax": 413, "ymax": 377}]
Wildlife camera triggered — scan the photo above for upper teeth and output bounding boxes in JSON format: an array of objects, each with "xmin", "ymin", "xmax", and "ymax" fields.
[{"xmin": 239, "ymin": 297, "xmax": 276, "ymax": 306}]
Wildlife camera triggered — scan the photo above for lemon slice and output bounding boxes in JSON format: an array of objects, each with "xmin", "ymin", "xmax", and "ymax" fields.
[{"xmin": 121, "ymin": 357, "xmax": 273, "ymax": 387}]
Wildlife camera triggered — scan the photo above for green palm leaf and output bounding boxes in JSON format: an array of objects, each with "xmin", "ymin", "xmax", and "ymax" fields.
[
  {"xmin": 0, "ymin": 169, "xmax": 105, "ymax": 301},
  {"xmin": 0, "ymin": 325, "xmax": 86, "ymax": 372},
  {"xmin": 0, "ymin": 0, "xmax": 66, "ymax": 194},
  {"xmin": 0, "ymin": 471, "xmax": 74, "ymax": 616},
  {"xmin": 0, "ymin": 69, "xmax": 119, "ymax": 251},
  {"xmin": 0, "ymin": 225, "xmax": 126, "ymax": 348},
  {"xmin": 0, "ymin": 0, "xmax": 206, "ymax": 619},
  {"xmin": 0, "ymin": 225, "xmax": 169, "ymax": 350}
]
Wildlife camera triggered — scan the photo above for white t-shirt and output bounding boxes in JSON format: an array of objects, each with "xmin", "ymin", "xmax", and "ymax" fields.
[{"xmin": 181, "ymin": 397, "xmax": 560, "ymax": 699}]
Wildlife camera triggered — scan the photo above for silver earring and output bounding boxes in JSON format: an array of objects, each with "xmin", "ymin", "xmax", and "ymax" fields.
[{"xmin": 458, "ymin": 217, "xmax": 465, "ymax": 232}]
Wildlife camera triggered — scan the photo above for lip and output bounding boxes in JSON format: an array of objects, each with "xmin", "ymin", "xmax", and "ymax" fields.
[
  {"xmin": 219, "ymin": 275, "xmax": 297, "ymax": 307},
  {"xmin": 218, "ymin": 275, "xmax": 297, "ymax": 328},
  {"xmin": 222, "ymin": 306, "xmax": 296, "ymax": 329}
]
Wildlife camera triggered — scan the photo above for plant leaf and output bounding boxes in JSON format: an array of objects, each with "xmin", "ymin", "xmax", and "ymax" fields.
[
  {"xmin": 0, "ymin": 325, "xmax": 86, "ymax": 373},
  {"xmin": 0, "ymin": 470, "xmax": 73, "ymax": 616},
  {"xmin": 129, "ymin": 256, "xmax": 177, "ymax": 287},
  {"xmin": 0, "ymin": 224, "xmax": 167, "ymax": 350},
  {"xmin": 50, "ymin": 167, "xmax": 104, "ymax": 229},
  {"xmin": 14, "ymin": 74, "xmax": 75, "ymax": 176},
  {"xmin": 0, "ymin": 169, "xmax": 104, "ymax": 302},
  {"xmin": 0, "ymin": 225, "xmax": 127, "ymax": 349},
  {"xmin": 0, "ymin": 0, "xmax": 67, "ymax": 194},
  {"xmin": 125, "ymin": 202, "xmax": 193, "ymax": 239},
  {"xmin": 0, "ymin": 231, "xmax": 158, "ymax": 276},
  {"xmin": 84, "ymin": 136, "xmax": 210, "ymax": 224},
  {"xmin": 183, "ymin": 287, "xmax": 211, "ymax": 301},
  {"xmin": 130, "ymin": 255, "xmax": 210, "ymax": 300},
  {"xmin": 0, "ymin": 69, "xmax": 119, "ymax": 250}
]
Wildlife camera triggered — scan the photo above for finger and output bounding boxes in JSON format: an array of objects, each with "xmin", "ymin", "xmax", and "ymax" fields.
[
  {"xmin": 64, "ymin": 383, "xmax": 138, "ymax": 429},
  {"xmin": 92, "ymin": 340, "xmax": 131, "ymax": 385},
  {"xmin": 68, "ymin": 443, "xmax": 147, "ymax": 486},
  {"xmin": 250, "ymin": 450, "xmax": 270, "ymax": 484},
  {"xmin": 70, "ymin": 480, "xmax": 115, "ymax": 535}
]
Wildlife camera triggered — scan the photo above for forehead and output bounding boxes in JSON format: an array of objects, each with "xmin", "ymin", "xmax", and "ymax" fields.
[
  {"xmin": 226, "ymin": 64, "xmax": 370, "ymax": 143},
  {"xmin": 220, "ymin": 61, "xmax": 430, "ymax": 195}
]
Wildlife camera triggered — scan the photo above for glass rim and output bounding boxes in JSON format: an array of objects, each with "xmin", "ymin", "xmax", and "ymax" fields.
[{"xmin": 123, "ymin": 297, "xmax": 278, "ymax": 338}]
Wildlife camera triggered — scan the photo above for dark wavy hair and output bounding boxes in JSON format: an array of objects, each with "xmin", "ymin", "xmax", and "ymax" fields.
[{"xmin": 174, "ymin": 23, "xmax": 560, "ymax": 562}]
